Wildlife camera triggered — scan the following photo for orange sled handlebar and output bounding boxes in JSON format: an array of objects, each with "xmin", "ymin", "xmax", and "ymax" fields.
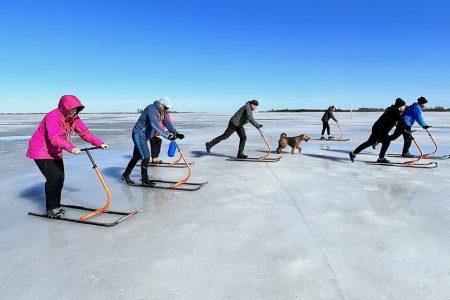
[{"xmin": 79, "ymin": 147, "xmax": 113, "ymax": 222}]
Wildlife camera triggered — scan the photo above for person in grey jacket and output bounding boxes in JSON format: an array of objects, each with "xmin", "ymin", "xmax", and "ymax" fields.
[
  {"xmin": 321, "ymin": 105, "xmax": 338, "ymax": 139},
  {"xmin": 205, "ymin": 100, "xmax": 262, "ymax": 158},
  {"xmin": 122, "ymin": 97, "xmax": 184, "ymax": 186}
]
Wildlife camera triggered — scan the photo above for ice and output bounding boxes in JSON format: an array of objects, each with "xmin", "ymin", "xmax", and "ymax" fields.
[
  {"xmin": 0, "ymin": 136, "xmax": 31, "ymax": 141},
  {"xmin": 1, "ymin": 112, "xmax": 449, "ymax": 299}
]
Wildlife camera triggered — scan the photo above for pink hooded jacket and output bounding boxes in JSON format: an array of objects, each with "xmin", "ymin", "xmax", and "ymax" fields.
[{"xmin": 26, "ymin": 95, "xmax": 104, "ymax": 160}]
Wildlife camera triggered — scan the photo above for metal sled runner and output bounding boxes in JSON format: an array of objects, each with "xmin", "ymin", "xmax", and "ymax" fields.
[
  {"xmin": 313, "ymin": 122, "xmax": 349, "ymax": 141},
  {"xmin": 227, "ymin": 128, "xmax": 282, "ymax": 162},
  {"xmin": 148, "ymin": 153, "xmax": 195, "ymax": 168},
  {"xmin": 365, "ymin": 138, "xmax": 438, "ymax": 169},
  {"xmin": 28, "ymin": 147, "xmax": 138, "ymax": 227},
  {"xmin": 129, "ymin": 141, "xmax": 208, "ymax": 191},
  {"xmin": 387, "ymin": 128, "xmax": 449, "ymax": 160}
]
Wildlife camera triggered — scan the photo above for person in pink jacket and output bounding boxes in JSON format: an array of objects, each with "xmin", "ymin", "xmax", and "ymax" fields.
[{"xmin": 27, "ymin": 95, "xmax": 108, "ymax": 218}]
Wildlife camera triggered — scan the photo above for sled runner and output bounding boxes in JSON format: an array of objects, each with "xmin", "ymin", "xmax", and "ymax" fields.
[
  {"xmin": 363, "ymin": 161, "xmax": 438, "ymax": 168},
  {"xmin": 387, "ymin": 128, "xmax": 449, "ymax": 160},
  {"xmin": 366, "ymin": 137, "xmax": 438, "ymax": 168},
  {"xmin": 128, "ymin": 141, "xmax": 208, "ymax": 191},
  {"xmin": 313, "ymin": 122, "xmax": 349, "ymax": 141},
  {"xmin": 226, "ymin": 128, "xmax": 281, "ymax": 162}
]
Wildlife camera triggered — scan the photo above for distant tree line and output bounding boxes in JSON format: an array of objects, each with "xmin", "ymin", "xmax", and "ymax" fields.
[{"xmin": 266, "ymin": 106, "xmax": 450, "ymax": 112}]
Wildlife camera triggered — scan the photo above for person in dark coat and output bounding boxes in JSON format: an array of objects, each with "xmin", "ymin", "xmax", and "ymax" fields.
[
  {"xmin": 205, "ymin": 100, "xmax": 262, "ymax": 158},
  {"xmin": 321, "ymin": 105, "xmax": 338, "ymax": 139},
  {"xmin": 389, "ymin": 96, "xmax": 430, "ymax": 157},
  {"xmin": 349, "ymin": 98, "xmax": 410, "ymax": 163}
]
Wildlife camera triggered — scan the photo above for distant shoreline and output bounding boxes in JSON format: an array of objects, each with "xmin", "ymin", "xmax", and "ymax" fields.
[
  {"xmin": 1, "ymin": 108, "xmax": 449, "ymax": 114},
  {"xmin": 266, "ymin": 107, "xmax": 450, "ymax": 112}
]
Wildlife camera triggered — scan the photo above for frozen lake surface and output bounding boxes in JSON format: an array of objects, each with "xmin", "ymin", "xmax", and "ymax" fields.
[{"xmin": 1, "ymin": 112, "xmax": 450, "ymax": 299}]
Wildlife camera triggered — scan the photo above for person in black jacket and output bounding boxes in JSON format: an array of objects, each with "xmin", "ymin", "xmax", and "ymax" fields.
[
  {"xmin": 349, "ymin": 98, "xmax": 409, "ymax": 163},
  {"xmin": 321, "ymin": 105, "xmax": 338, "ymax": 139}
]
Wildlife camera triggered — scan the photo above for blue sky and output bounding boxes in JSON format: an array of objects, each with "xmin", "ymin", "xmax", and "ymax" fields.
[{"xmin": 1, "ymin": 0, "xmax": 449, "ymax": 113}]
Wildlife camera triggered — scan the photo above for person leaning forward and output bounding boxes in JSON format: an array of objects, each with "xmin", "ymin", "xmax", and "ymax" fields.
[
  {"xmin": 122, "ymin": 97, "xmax": 184, "ymax": 186},
  {"xmin": 389, "ymin": 96, "xmax": 430, "ymax": 157},
  {"xmin": 205, "ymin": 100, "xmax": 262, "ymax": 158},
  {"xmin": 349, "ymin": 98, "xmax": 410, "ymax": 163}
]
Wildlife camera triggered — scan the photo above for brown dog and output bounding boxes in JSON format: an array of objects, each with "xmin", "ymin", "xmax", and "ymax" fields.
[{"xmin": 276, "ymin": 133, "xmax": 310, "ymax": 154}]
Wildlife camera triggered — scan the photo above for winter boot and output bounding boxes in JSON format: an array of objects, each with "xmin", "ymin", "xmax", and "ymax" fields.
[
  {"xmin": 205, "ymin": 142, "xmax": 212, "ymax": 153},
  {"xmin": 122, "ymin": 157, "xmax": 139, "ymax": 185},
  {"xmin": 122, "ymin": 173, "xmax": 134, "ymax": 185},
  {"xmin": 237, "ymin": 153, "xmax": 248, "ymax": 159},
  {"xmin": 57, "ymin": 207, "xmax": 66, "ymax": 216},
  {"xmin": 328, "ymin": 136, "xmax": 335, "ymax": 140},
  {"xmin": 152, "ymin": 157, "xmax": 163, "ymax": 164},
  {"xmin": 141, "ymin": 177, "xmax": 156, "ymax": 187},
  {"xmin": 349, "ymin": 152, "xmax": 356, "ymax": 162},
  {"xmin": 402, "ymin": 152, "xmax": 414, "ymax": 158},
  {"xmin": 320, "ymin": 136, "xmax": 325, "ymax": 140},
  {"xmin": 122, "ymin": 163, "xmax": 135, "ymax": 185},
  {"xmin": 377, "ymin": 157, "xmax": 390, "ymax": 163},
  {"xmin": 46, "ymin": 208, "xmax": 63, "ymax": 219},
  {"xmin": 141, "ymin": 158, "xmax": 155, "ymax": 187}
]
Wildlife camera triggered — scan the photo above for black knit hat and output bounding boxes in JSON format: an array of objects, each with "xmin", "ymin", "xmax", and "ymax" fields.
[
  {"xmin": 418, "ymin": 96, "xmax": 428, "ymax": 105},
  {"xmin": 249, "ymin": 100, "xmax": 259, "ymax": 106},
  {"xmin": 395, "ymin": 98, "xmax": 406, "ymax": 108}
]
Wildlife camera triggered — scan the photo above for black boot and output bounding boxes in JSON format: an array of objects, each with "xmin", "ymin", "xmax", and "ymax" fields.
[
  {"xmin": 141, "ymin": 177, "xmax": 155, "ymax": 187},
  {"xmin": 141, "ymin": 158, "xmax": 155, "ymax": 187},
  {"xmin": 349, "ymin": 151, "xmax": 356, "ymax": 162},
  {"xmin": 237, "ymin": 153, "xmax": 248, "ymax": 159},
  {"xmin": 377, "ymin": 157, "xmax": 390, "ymax": 163},
  {"xmin": 46, "ymin": 208, "xmax": 63, "ymax": 219},
  {"xmin": 122, "ymin": 157, "xmax": 138, "ymax": 184},
  {"xmin": 122, "ymin": 173, "xmax": 134, "ymax": 185},
  {"xmin": 402, "ymin": 152, "xmax": 414, "ymax": 158},
  {"xmin": 205, "ymin": 142, "xmax": 212, "ymax": 153}
]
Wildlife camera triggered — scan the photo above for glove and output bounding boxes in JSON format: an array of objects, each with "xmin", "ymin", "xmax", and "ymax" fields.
[
  {"xmin": 257, "ymin": 124, "xmax": 263, "ymax": 129},
  {"xmin": 176, "ymin": 133, "xmax": 185, "ymax": 140},
  {"xmin": 422, "ymin": 125, "xmax": 430, "ymax": 129},
  {"xmin": 167, "ymin": 132, "xmax": 176, "ymax": 140}
]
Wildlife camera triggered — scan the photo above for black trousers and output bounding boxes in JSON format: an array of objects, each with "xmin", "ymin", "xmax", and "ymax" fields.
[
  {"xmin": 150, "ymin": 136, "xmax": 162, "ymax": 158},
  {"xmin": 321, "ymin": 121, "xmax": 330, "ymax": 135},
  {"xmin": 390, "ymin": 127, "xmax": 414, "ymax": 154},
  {"xmin": 35, "ymin": 159, "xmax": 65, "ymax": 210},
  {"xmin": 353, "ymin": 131, "xmax": 391, "ymax": 158},
  {"xmin": 210, "ymin": 121, "xmax": 247, "ymax": 155}
]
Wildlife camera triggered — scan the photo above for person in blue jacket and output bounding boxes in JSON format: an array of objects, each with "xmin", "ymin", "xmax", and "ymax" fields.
[
  {"xmin": 390, "ymin": 96, "xmax": 430, "ymax": 157},
  {"xmin": 122, "ymin": 97, "xmax": 185, "ymax": 186}
]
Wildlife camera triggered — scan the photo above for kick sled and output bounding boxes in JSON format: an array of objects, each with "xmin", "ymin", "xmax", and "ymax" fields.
[
  {"xmin": 364, "ymin": 137, "xmax": 438, "ymax": 169},
  {"xmin": 128, "ymin": 141, "xmax": 208, "ymax": 191},
  {"xmin": 387, "ymin": 128, "xmax": 449, "ymax": 160},
  {"xmin": 227, "ymin": 128, "xmax": 282, "ymax": 162},
  {"xmin": 312, "ymin": 122, "xmax": 349, "ymax": 142},
  {"xmin": 28, "ymin": 147, "xmax": 138, "ymax": 227}
]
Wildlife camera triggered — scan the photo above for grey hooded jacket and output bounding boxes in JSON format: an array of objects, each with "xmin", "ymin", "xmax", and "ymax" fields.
[{"xmin": 229, "ymin": 102, "xmax": 260, "ymax": 128}]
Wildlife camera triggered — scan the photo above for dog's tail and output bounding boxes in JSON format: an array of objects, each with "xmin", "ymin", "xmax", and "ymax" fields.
[{"xmin": 280, "ymin": 132, "xmax": 287, "ymax": 138}]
